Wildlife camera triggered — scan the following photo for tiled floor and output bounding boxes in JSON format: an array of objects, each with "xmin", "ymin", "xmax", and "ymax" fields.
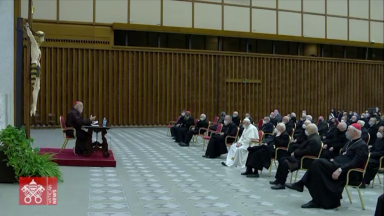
[{"xmin": 0, "ymin": 128, "xmax": 382, "ymax": 216}]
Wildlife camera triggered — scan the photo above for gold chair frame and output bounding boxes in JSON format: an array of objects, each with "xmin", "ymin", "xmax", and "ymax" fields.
[{"xmin": 371, "ymin": 156, "xmax": 383, "ymax": 187}]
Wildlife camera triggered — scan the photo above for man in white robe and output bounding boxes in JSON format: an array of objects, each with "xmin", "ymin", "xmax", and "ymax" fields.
[{"xmin": 222, "ymin": 118, "xmax": 259, "ymax": 168}]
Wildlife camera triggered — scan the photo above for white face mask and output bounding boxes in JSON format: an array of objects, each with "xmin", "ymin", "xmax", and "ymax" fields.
[
  {"xmin": 306, "ymin": 118, "xmax": 310, "ymax": 121},
  {"xmin": 200, "ymin": 118, "xmax": 204, "ymax": 121},
  {"xmin": 273, "ymin": 128, "xmax": 278, "ymax": 134},
  {"xmin": 305, "ymin": 130, "xmax": 309, "ymax": 136},
  {"xmin": 262, "ymin": 120, "xmax": 266, "ymax": 124},
  {"xmin": 346, "ymin": 131, "xmax": 351, "ymax": 140},
  {"xmin": 233, "ymin": 114, "xmax": 238, "ymax": 117},
  {"xmin": 377, "ymin": 132, "xmax": 383, "ymax": 139},
  {"xmin": 181, "ymin": 113, "xmax": 185, "ymax": 116},
  {"xmin": 243, "ymin": 124, "xmax": 248, "ymax": 129},
  {"xmin": 369, "ymin": 121, "xmax": 373, "ymax": 126},
  {"xmin": 341, "ymin": 120, "xmax": 345, "ymax": 123},
  {"xmin": 302, "ymin": 124, "xmax": 307, "ymax": 129},
  {"xmin": 224, "ymin": 120, "xmax": 228, "ymax": 125}
]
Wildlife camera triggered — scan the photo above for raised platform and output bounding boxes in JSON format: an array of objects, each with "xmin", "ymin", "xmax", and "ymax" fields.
[{"xmin": 39, "ymin": 148, "xmax": 116, "ymax": 167}]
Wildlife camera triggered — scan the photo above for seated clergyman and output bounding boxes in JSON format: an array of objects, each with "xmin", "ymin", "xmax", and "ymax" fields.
[
  {"xmin": 174, "ymin": 111, "xmax": 195, "ymax": 143},
  {"xmin": 242, "ymin": 123, "xmax": 289, "ymax": 178},
  {"xmin": 269, "ymin": 124, "xmax": 322, "ymax": 190},
  {"xmin": 65, "ymin": 101, "xmax": 95, "ymax": 155},
  {"xmin": 170, "ymin": 109, "xmax": 186, "ymax": 138},
  {"xmin": 285, "ymin": 123, "xmax": 368, "ymax": 209},
  {"xmin": 222, "ymin": 118, "xmax": 259, "ymax": 168},
  {"xmin": 320, "ymin": 122, "xmax": 348, "ymax": 159},
  {"xmin": 178, "ymin": 114, "xmax": 209, "ymax": 147},
  {"xmin": 288, "ymin": 120, "xmax": 311, "ymax": 154}
]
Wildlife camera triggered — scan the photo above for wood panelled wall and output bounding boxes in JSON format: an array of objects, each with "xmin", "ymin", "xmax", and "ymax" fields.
[{"xmin": 23, "ymin": 47, "xmax": 384, "ymax": 126}]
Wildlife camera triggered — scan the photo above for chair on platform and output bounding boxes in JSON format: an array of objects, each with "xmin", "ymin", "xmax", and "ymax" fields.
[
  {"xmin": 202, "ymin": 123, "xmax": 223, "ymax": 151},
  {"xmin": 291, "ymin": 142, "xmax": 323, "ymax": 183},
  {"xmin": 59, "ymin": 116, "xmax": 76, "ymax": 153},
  {"xmin": 345, "ymin": 153, "xmax": 371, "ymax": 210},
  {"xmin": 167, "ymin": 116, "xmax": 181, "ymax": 136},
  {"xmin": 372, "ymin": 156, "xmax": 384, "ymax": 187}
]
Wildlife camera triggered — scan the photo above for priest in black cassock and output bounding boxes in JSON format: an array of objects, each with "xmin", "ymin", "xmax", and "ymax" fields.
[
  {"xmin": 317, "ymin": 116, "xmax": 328, "ymax": 136},
  {"xmin": 322, "ymin": 118, "xmax": 338, "ymax": 141},
  {"xmin": 208, "ymin": 111, "xmax": 226, "ymax": 133},
  {"xmin": 286, "ymin": 123, "xmax": 369, "ymax": 209},
  {"xmin": 288, "ymin": 120, "xmax": 311, "ymax": 154},
  {"xmin": 270, "ymin": 124, "xmax": 322, "ymax": 190},
  {"xmin": 282, "ymin": 116, "xmax": 293, "ymax": 136},
  {"xmin": 232, "ymin": 111, "xmax": 241, "ymax": 127},
  {"xmin": 170, "ymin": 110, "xmax": 186, "ymax": 138},
  {"xmin": 361, "ymin": 126, "xmax": 384, "ymax": 188},
  {"xmin": 320, "ymin": 122, "xmax": 348, "ymax": 159},
  {"xmin": 203, "ymin": 115, "xmax": 237, "ymax": 158},
  {"xmin": 243, "ymin": 123, "xmax": 290, "ymax": 177},
  {"xmin": 260, "ymin": 117, "xmax": 274, "ymax": 144},
  {"xmin": 375, "ymin": 194, "xmax": 384, "ymax": 216},
  {"xmin": 179, "ymin": 113, "xmax": 209, "ymax": 147},
  {"xmin": 174, "ymin": 111, "xmax": 195, "ymax": 143}
]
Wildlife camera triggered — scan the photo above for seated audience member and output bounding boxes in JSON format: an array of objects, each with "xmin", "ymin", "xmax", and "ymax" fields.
[
  {"xmin": 320, "ymin": 122, "xmax": 348, "ymax": 159},
  {"xmin": 368, "ymin": 118, "xmax": 379, "ymax": 145},
  {"xmin": 270, "ymin": 112, "xmax": 278, "ymax": 126},
  {"xmin": 357, "ymin": 120, "xmax": 369, "ymax": 143},
  {"xmin": 361, "ymin": 126, "xmax": 384, "ymax": 188},
  {"xmin": 348, "ymin": 115, "xmax": 358, "ymax": 126},
  {"xmin": 174, "ymin": 111, "xmax": 194, "ymax": 143},
  {"xmin": 260, "ymin": 117, "xmax": 274, "ymax": 144},
  {"xmin": 361, "ymin": 113, "xmax": 369, "ymax": 126},
  {"xmin": 282, "ymin": 116, "xmax": 293, "ymax": 136},
  {"xmin": 244, "ymin": 123, "xmax": 289, "ymax": 177},
  {"xmin": 269, "ymin": 124, "xmax": 322, "ymax": 190},
  {"xmin": 65, "ymin": 101, "xmax": 95, "ymax": 155},
  {"xmin": 179, "ymin": 114, "xmax": 209, "ymax": 147},
  {"xmin": 336, "ymin": 109, "xmax": 343, "ymax": 121},
  {"xmin": 317, "ymin": 116, "xmax": 328, "ymax": 136},
  {"xmin": 203, "ymin": 115, "xmax": 237, "ymax": 158},
  {"xmin": 274, "ymin": 110, "xmax": 282, "ymax": 122},
  {"xmin": 328, "ymin": 108, "xmax": 336, "ymax": 121},
  {"xmin": 232, "ymin": 111, "xmax": 241, "ymax": 127},
  {"xmin": 208, "ymin": 111, "xmax": 226, "ymax": 133},
  {"xmin": 322, "ymin": 118, "xmax": 338, "ymax": 141},
  {"xmin": 170, "ymin": 110, "xmax": 186, "ymax": 138},
  {"xmin": 238, "ymin": 113, "xmax": 254, "ymax": 138},
  {"xmin": 222, "ymin": 118, "xmax": 258, "ymax": 168},
  {"xmin": 341, "ymin": 115, "xmax": 348, "ymax": 123},
  {"xmin": 375, "ymin": 194, "xmax": 384, "ymax": 216},
  {"xmin": 286, "ymin": 123, "xmax": 368, "ymax": 209},
  {"xmin": 294, "ymin": 114, "xmax": 307, "ymax": 138},
  {"xmin": 306, "ymin": 115, "xmax": 313, "ymax": 123},
  {"xmin": 290, "ymin": 113, "xmax": 297, "ymax": 126},
  {"xmin": 289, "ymin": 120, "xmax": 311, "ymax": 153}
]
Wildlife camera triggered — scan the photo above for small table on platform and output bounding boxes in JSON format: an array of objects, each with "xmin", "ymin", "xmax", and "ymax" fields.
[{"xmin": 83, "ymin": 125, "xmax": 111, "ymax": 158}]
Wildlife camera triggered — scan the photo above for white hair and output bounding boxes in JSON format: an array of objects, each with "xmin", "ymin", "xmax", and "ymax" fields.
[
  {"xmin": 304, "ymin": 120, "xmax": 311, "ymax": 125},
  {"xmin": 243, "ymin": 118, "xmax": 250, "ymax": 123},
  {"xmin": 357, "ymin": 120, "xmax": 365, "ymax": 127},
  {"xmin": 349, "ymin": 125, "xmax": 362, "ymax": 137},
  {"xmin": 307, "ymin": 123, "xmax": 318, "ymax": 134},
  {"xmin": 306, "ymin": 115, "xmax": 313, "ymax": 120},
  {"xmin": 291, "ymin": 112, "xmax": 296, "ymax": 117},
  {"xmin": 277, "ymin": 123, "xmax": 286, "ymax": 132},
  {"xmin": 338, "ymin": 122, "xmax": 347, "ymax": 131},
  {"xmin": 264, "ymin": 117, "xmax": 270, "ymax": 122},
  {"xmin": 225, "ymin": 115, "xmax": 232, "ymax": 120},
  {"xmin": 201, "ymin": 114, "xmax": 206, "ymax": 118}
]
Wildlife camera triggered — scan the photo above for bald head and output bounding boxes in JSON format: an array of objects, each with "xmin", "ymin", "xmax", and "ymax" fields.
[
  {"xmin": 282, "ymin": 116, "xmax": 289, "ymax": 124},
  {"xmin": 338, "ymin": 122, "xmax": 347, "ymax": 131},
  {"xmin": 357, "ymin": 120, "xmax": 365, "ymax": 128},
  {"xmin": 306, "ymin": 124, "xmax": 318, "ymax": 135},
  {"xmin": 74, "ymin": 101, "xmax": 84, "ymax": 113},
  {"xmin": 200, "ymin": 114, "xmax": 206, "ymax": 120}
]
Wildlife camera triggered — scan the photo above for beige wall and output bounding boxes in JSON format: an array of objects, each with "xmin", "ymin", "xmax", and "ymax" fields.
[{"xmin": 21, "ymin": 0, "xmax": 384, "ymax": 43}]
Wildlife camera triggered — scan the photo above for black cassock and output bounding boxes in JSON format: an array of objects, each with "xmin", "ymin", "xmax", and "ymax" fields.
[
  {"xmin": 205, "ymin": 122, "xmax": 237, "ymax": 158},
  {"xmin": 364, "ymin": 138, "xmax": 384, "ymax": 184},
  {"xmin": 246, "ymin": 132, "xmax": 290, "ymax": 171},
  {"xmin": 375, "ymin": 194, "xmax": 384, "ymax": 216},
  {"xmin": 300, "ymin": 138, "xmax": 368, "ymax": 209},
  {"xmin": 65, "ymin": 108, "xmax": 92, "ymax": 155}
]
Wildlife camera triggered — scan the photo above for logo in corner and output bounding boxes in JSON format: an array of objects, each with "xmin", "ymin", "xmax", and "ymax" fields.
[{"xmin": 19, "ymin": 177, "xmax": 57, "ymax": 205}]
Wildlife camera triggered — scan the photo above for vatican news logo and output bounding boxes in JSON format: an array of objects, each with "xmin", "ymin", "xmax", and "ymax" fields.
[{"xmin": 19, "ymin": 177, "xmax": 57, "ymax": 205}]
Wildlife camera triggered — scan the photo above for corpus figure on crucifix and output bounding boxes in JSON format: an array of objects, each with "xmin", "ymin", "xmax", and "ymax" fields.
[{"xmin": 24, "ymin": 21, "xmax": 45, "ymax": 116}]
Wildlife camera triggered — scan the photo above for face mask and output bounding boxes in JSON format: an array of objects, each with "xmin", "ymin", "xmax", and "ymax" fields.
[
  {"xmin": 369, "ymin": 122, "xmax": 373, "ymax": 126},
  {"xmin": 318, "ymin": 119, "xmax": 322, "ymax": 122},
  {"xmin": 246, "ymin": 116, "xmax": 250, "ymax": 119},
  {"xmin": 305, "ymin": 130, "xmax": 309, "ymax": 136},
  {"xmin": 377, "ymin": 132, "xmax": 383, "ymax": 139},
  {"xmin": 243, "ymin": 124, "xmax": 248, "ymax": 129},
  {"xmin": 200, "ymin": 118, "xmax": 204, "ymax": 121},
  {"xmin": 346, "ymin": 131, "xmax": 351, "ymax": 140},
  {"xmin": 233, "ymin": 115, "xmax": 237, "ymax": 118},
  {"xmin": 351, "ymin": 119, "xmax": 356, "ymax": 122},
  {"xmin": 224, "ymin": 120, "xmax": 228, "ymax": 125},
  {"xmin": 270, "ymin": 115, "xmax": 274, "ymax": 119},
  {"xmin": 262, "ymin": 120, "xmax": 266, "ymax": 124},
  {"xmin": 181, "ymin": 113, "xmax": 185, "ymax": 116},
  {"xmin": 306, "ymin": 118, "xmax": 310, "ymax": 121},
  {"xmin": 341, "ymin": 120, "xmax": 345, "ymax": 123},
  {"xmin": 274, "ymin": 128, "xmax": 278, "ymax": 134},
  {"xmin": 302, "ymin": 124, "xmax": 306, "ymax": 129}
]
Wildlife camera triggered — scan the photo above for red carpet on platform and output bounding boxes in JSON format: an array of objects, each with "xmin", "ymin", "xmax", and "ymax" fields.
[{"xmin": 39, "ymin": 148, "xmax": 116, "ymax": 167}]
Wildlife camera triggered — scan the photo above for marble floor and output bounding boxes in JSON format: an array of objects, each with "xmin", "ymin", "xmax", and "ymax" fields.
[{"xmin": 0, "ymin": 128, "xmax": 382, "ymax": 216}]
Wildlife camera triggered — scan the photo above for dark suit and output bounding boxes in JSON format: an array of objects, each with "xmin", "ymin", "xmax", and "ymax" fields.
[
  {"xmin": 268, "ymin": 132, "xmax": 290, "ymax": 160},
  {"xmin": 368, "ymin": 124, "xmax": 378, "ymax": 145},
  {"xmin": 175, "ymin": 117, "xmax": 195, "ymax": 142},
  {"xmin": 364, "ymin": 138, "xmax": 384, "ymax": 184},
  {"xmin": 317, "ymin": 121, "xmax": 329, "ymax": 136},
  {"xmin": 261, "ymin": 122, "xmax": 274, "ymax": 143},
  {"xmin": 301, "ymin": 138, "xmax": 368, "ymax": 209},
  {"xmin": 361, "ymin": 127, "xmax": 369, "ymax": 143},
  {"xmin": 285, "ymin": 122, "xmax": 293, "ymax": 136},
  {"xmin": 322, "ymin": 124, "xmax": 337, "ymax": 141},
  {"xmin": 182, "ymin": 119, "xmax": 209, "ymax": 145},
  {"xmin": 170, "ymin": 116, "xmax": 185, "ymax": 137},
  {"xmin": 232, "ymin": 116, "xmax": 241, "ymax": 127},
  {"xmin": 204, "ymin": 122, "xmax": 237, "ymax": 158},
  {"xmin": 65, "ymin": 108, "xmax": 92, "ymax": 155},
  {"xmin": 275, "ymin": 133, "xmax": 322, "ymax": 185},
  {"xmin": 270, "ymin": 118, "xmax": 278, "ymax": 126},
  {"xmin": 289, "ymin": 129, "xmax": 308, "ymax": 154},
  {"xmin": 321, "ymin": 130, "xmax": 348, "ymax": 159}
]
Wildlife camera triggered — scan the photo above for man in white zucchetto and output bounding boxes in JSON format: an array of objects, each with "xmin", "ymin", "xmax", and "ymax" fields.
[{"xmin": 222, "ymin": 118, "xmax": 259, "ymax": 168}]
